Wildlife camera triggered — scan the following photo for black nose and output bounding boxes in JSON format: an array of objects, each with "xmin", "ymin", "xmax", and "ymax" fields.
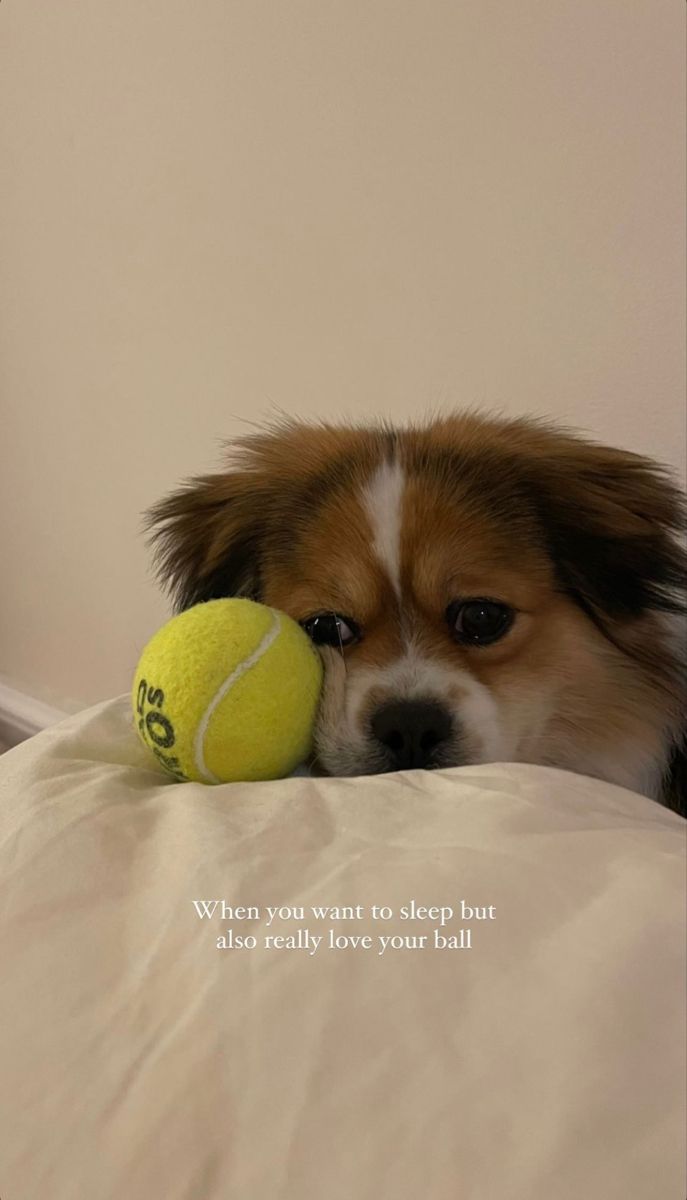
[{"xmin": 370, "ymin": 700, "xmax": 453, "ymax": 771}]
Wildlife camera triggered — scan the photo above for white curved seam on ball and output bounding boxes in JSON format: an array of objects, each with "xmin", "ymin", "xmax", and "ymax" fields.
[{"xmin": 193, "ymin": 609, "xmax": 282, "ymax": 783}]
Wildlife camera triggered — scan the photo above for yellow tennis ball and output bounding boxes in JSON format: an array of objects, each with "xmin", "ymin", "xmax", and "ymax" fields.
[{"xmin": 132, "ymin": 598, "xmax": 323, "ymax": 783}]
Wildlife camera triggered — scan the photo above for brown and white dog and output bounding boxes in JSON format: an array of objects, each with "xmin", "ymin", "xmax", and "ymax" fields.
[{"xmin": 147, "ymin": 413, "xmax": 686, "ymax": 812}]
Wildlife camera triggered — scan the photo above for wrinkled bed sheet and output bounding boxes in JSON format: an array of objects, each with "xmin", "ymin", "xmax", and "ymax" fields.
[{"xmin": 0, "ymin": 696, "xmax": 684, "ymax": 1200}]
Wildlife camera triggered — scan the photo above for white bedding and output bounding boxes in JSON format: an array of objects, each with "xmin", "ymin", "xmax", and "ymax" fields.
[{"xmin": 0, "ymin": 696, "xmax": 685, "ymax": 1200}]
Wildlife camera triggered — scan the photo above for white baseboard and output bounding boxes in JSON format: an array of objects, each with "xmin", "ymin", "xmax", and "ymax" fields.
[{"xmin": 0, "ymin": 681, "xmax": 70, "ymax": 748}]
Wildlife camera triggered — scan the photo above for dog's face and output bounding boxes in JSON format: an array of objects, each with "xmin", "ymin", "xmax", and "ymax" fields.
[{"xmin": 148, "ymin": 414, "xmax": 686, "ymax": 804}]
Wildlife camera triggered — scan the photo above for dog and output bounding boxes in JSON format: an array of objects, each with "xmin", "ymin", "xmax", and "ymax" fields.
[{"xmin": 146, "ymin": 412, "xmax": 686, "ymax": 813}]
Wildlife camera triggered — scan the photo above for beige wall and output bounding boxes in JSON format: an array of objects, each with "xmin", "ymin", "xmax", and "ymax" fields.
[{"xmin": 1, "ymin": 0, "xmax": 684, "ymax": 710}]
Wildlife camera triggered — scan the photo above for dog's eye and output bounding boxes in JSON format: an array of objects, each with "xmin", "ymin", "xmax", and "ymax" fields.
[
  {"xmin": 447, "ymin": 599, "xmax": 514, "ymax": 646},
  {"xmin": 301, "ymin": 613, "xmax": 360, "ymax": 647}
]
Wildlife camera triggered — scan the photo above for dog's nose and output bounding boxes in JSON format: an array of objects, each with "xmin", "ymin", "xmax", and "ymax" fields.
[{"xmin": 370, "ymin": 700, "xmax": 452, "ymax": 770}]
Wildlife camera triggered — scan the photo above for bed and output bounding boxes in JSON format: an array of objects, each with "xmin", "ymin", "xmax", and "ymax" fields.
[{"xmin": 0, "ymin": 695, "xmax": 684, "ymax": 1199}]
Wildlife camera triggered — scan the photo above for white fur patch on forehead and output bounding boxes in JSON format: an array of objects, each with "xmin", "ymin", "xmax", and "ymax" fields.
[{"xmin": 361, "ymin": 459, "xmax": 405, "ymax": 598}]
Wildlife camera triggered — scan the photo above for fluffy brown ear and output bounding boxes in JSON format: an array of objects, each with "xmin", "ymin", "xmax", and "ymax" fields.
[
  {"xmin": 145, "ymin": 471, "xmax": 271, "ymax": 610},
  {"xmin": 516, "ymin": 433, "xmax": 685, "ymax": 813},
  {"xmin": 523, "ymin": 438, "xmax": 687, "ymax": 622},
  {"xmin": 664, "ymin": 741, "xmax": 686, "ymax": 816},
  {"xmin": 144, "ymin": 419, "xmax": 378, "ymax": 611}
]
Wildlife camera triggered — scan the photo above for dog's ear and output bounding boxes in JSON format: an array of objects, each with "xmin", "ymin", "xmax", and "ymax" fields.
[
  {"xmin": 663, "ymin": 739, "xmax": 686, "ymax": 817},
  {"xmin": 144, "ymin": 420, "xmax": 372, "ymax": 611},
  {"xmin": 524, "ymin": 439, "xmax": 687, "ymax": 621},
  {"xmin": 145, "ymin": 471, "xmax": 270, "ymax": 610}
]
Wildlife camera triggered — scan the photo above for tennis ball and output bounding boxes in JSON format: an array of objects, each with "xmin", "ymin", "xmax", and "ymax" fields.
[{"xmin": 132, "ymin": 598, "xmax": 323, "ymax": 783}]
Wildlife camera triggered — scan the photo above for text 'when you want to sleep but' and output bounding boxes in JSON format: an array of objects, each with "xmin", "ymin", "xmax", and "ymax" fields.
[{"xmin": 192, "ymin": 901, "xmax": 496, "ymax": 925}]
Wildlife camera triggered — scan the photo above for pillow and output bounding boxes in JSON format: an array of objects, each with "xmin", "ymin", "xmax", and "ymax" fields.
[{"xmin": 0, "ymin": 696, "xmax": 684, "ymax": 1200}]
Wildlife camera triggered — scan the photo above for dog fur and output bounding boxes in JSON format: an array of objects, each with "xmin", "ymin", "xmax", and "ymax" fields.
[{"xmin": 146, "ymin": 413, "xmax": 686, "ymax": 812}]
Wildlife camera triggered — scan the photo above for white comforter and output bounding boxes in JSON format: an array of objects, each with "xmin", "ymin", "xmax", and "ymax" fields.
[{"xmin": 0, "ymin": 696, "xmax": 684, "ymax": 1200}]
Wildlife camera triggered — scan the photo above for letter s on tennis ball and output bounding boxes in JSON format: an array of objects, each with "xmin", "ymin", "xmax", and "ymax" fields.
[{"xmin": 132, "ymin": 599, "xmax": 323, "ymax": 783}]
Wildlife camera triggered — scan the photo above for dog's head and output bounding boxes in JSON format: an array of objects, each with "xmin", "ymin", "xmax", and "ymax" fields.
[{"xmin": 147, "ymin": 414, "xmax": 686, "ymax": 804}]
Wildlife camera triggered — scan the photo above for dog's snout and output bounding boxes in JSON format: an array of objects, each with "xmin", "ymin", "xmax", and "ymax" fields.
[{"xmin": 370, "ymin": 700, "xmax": 453, "ymax": 771}]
